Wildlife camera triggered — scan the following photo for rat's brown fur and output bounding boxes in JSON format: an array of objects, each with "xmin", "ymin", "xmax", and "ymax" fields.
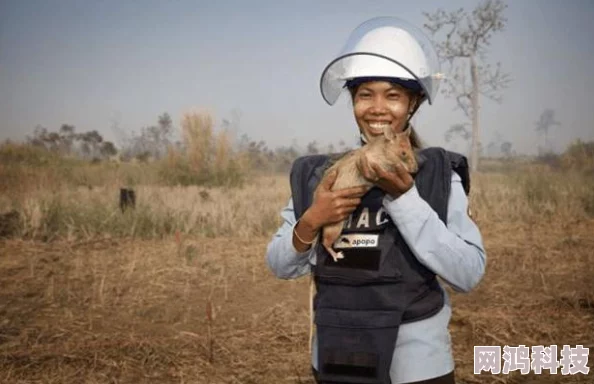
[{"xmin": 316, "ymin": 125, "xmax": 418, "ymax": 262}]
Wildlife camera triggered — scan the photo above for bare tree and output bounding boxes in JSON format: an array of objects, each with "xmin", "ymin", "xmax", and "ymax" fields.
[
  {"xmin": 535, "ymin": 108, "xmax": 561, "ymax": 154},
  {"xmin": 444, "ymin": 123, "xmax": 471, "ymax": 155},
  {"xmin": 423, "ymin": 0, "xmax": 511, "ymax": 171},
  {"xmin": 116, "ymin": 112, "xmax": 175, "ymax": 161}
]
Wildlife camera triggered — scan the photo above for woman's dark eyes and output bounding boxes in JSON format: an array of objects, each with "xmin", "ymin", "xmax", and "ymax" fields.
[{"xmin": 357, "ymin": 92, "xmax": 401, "ymax": 99}]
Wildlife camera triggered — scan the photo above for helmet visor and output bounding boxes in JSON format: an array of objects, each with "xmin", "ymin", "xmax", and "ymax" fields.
[{"xmin": 320, "ymin": 16, "xmax": 442, "ymax": 105}]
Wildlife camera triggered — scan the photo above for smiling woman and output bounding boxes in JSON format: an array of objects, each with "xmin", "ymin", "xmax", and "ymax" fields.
[
  {"xmin": 266, "ymin": 16, "xmax": 486, "ymax": 384},
  {"xmin": 347, "ymin": 80, "xmax": 424, "ymax": 149}
]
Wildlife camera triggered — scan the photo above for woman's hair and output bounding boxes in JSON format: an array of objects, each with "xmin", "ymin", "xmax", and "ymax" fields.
[{"xmin": 347, "ymin": 82, "xmax": 424, "ymax": 150}]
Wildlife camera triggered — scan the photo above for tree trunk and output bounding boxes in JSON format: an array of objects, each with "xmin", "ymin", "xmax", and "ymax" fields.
[{"xmin": 470, "ymin": 55, "xmax": 480, "ymax": 172}]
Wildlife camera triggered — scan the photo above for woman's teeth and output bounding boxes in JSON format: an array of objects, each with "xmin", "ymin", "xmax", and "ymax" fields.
[{"xmin": 368, "ymin": 122, "xmax": 390, "ymax": 130}]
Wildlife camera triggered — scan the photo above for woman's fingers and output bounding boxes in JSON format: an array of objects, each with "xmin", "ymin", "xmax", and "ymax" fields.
[
  {"xmin": 344, "ymin": 197, "xmax": 361, "ymax": 206},
  {"xmin": 370, "ymin": 162, "xmax": 392, "ymax": 181},
  {"xmin": 321, "ymin": 169, "xmax": 338, "ymax": 190},
  {"xmin": 335, "ymin": 185, "xmax": 367, "ymax": 198}
]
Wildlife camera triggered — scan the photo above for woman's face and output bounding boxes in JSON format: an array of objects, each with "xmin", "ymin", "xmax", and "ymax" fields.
[{"xmin": 352, "ymin": 81, "xmax": 416, "ymax": 143}]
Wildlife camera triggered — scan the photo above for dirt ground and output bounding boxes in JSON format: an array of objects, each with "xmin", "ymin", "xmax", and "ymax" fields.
[{"xmin": 1, "ymin": 219, "xmax": 593, "ymax": 384}]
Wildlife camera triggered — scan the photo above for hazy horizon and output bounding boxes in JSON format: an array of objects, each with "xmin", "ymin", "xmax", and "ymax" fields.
[{"xmin": 1, "ymin": 0, "xmax": 593, "ymax": 157}]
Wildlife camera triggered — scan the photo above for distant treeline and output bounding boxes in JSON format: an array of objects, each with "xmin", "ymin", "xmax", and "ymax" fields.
[
  {"xmin": 1, "ymin": 111, "xmax": 358, "ymax": 189},
  {"xmin": 10, "ymin": 111, "xmax": 355, "ymax": 175},
  {"xmin": 2, "ymin": 110, "xmax": 593, "ymax": 190}
]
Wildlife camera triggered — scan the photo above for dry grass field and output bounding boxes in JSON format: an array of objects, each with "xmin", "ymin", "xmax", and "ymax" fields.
[{"xmin": 1, "ymin": 162, "xmax": 594, "ymax": 383}]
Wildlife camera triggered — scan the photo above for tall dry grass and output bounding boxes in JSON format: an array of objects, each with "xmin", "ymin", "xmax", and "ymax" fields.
[
  {"xmin": 0, "ymin": 175, "xmax": 287, "ymax": 241},
  {"xmin": 470, "ymin": 168, "xmax": 594, "ymax": 223},
  {"xmin": 2, "ymin": 145, "xmax": 594, "ymax": 242},
  {"xmin": 159, "ymin": 110, "xmax": 246, "ymax": 187}
]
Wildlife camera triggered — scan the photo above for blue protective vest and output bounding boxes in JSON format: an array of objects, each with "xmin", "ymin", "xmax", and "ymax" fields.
[{"xmin": 289, "ymin": 147, "xmax": 470, "ymax": 384}]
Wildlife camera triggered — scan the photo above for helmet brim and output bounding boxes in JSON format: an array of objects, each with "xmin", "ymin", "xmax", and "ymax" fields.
[
  {"xmin": 319, "ymin": 16, "xmax": 441, "ymax": 106},
  {"xmin": 320, "ymin": 52, "xmax": 435, "ymax": 105}
]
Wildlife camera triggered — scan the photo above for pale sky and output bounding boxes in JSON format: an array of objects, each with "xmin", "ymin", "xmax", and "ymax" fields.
[{"xmin": 1, "ymin": 0, "xmax": 593, "ymax": 156}]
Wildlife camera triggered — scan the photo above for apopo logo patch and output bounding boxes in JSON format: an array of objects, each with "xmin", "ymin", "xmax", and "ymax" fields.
[{"xmin": 334, "ymin": 234, "xmax": 379, "ymax": 249}]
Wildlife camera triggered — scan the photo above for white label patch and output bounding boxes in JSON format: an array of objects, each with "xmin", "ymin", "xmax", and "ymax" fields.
[{"xmin": 333, "ymin": 233, "xmax": 379, "ymax": 249}]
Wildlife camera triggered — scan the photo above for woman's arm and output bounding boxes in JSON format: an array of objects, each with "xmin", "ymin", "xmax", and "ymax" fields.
[
  {"xmin": 265, "ymin": 198, "xmax": 315, "ymax": 279},
  {"xmin": 382, "ymin": 172, "xmax": 486, "ymax": 293},
  {"xmin": 266, "ymin": 169, "xmax": 367, "ymax": 280}
]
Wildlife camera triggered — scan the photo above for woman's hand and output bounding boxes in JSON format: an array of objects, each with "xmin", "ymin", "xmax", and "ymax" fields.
[
  {"xmin": 357, "ymin": 153, "xmax": 414, "ymax": 198},
  {"xmin": 301, "ymin": 169, "xmax": 367, "ymax": 231},
  {"xmin": 292, "ymin": 169, "xmax": 367, "ymax": 252}
]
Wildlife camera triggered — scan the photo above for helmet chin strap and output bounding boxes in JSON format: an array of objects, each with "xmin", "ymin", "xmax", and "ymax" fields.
[{"xmin": 359, "ymin": 133, "xmax": 369, "ymax": 145}]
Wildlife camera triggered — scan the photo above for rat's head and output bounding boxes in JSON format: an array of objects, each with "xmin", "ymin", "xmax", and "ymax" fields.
[{"xmin": 381, "ymin": 126, "xmax": 419, "ymax": 174}]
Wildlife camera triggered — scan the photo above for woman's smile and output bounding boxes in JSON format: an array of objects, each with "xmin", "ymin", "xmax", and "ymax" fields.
[{"xmin": 352, "ymin": 81, "xmax": 416, "ymax": 142}]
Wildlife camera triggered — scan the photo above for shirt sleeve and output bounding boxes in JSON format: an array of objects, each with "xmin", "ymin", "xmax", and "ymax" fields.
[
  {"xmin": 265, "ymin": 198, "xmax": 314, "ymax": 279},
  {"xmin": 382, "ymin": 172, "xmax": 486, "ymax": 293}
]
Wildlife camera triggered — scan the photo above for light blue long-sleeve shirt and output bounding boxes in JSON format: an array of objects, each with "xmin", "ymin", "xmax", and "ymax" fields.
[{"xmin": 265, "ymin": 171, "xmax": 486, "ymax": 383}]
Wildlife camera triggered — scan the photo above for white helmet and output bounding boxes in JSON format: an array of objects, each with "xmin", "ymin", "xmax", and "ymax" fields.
[{"xmin": 320, "ymin": 16, "xmax": 442, "ymax": 106}]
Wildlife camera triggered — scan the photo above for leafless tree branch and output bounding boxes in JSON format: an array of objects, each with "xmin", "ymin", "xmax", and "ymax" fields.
[
  {"xmin": 478, "ymin": 62, "xmax": 512, "ymax": 103},
  {"xmin": 423, "ymin": 0, "xmax": 510, "ymax": 171}
]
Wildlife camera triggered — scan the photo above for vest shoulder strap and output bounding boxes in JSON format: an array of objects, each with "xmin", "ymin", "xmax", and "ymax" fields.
[
  {"xmin": 446, "ymin": 150, "xmax": 471, "ymax": 195},
  {"xmin": 417, "ymin": 147, "xmax": 470, "ymax": 195},
  {"xmin": 289, "ymin": 154, "xmax": 330, "ymax": 220}
]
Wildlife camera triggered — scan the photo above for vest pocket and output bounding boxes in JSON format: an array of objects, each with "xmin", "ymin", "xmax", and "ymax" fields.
[
  {"xmin": 314, "ymin": 229, "xmax": 403, "ymax": 285},
  {"xmin": 315, "ymin": 308, "xmax": 403, "ymax": 384}
]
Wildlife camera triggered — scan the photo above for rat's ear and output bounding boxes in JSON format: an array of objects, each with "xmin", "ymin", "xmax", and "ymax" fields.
[
  {"xmin": 403, "ymin": 126, "xmax": 412, "ymax": 137},
  {"xmin": 383, "ymin": 125, "xmax": 395, "ymax": 141}
]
